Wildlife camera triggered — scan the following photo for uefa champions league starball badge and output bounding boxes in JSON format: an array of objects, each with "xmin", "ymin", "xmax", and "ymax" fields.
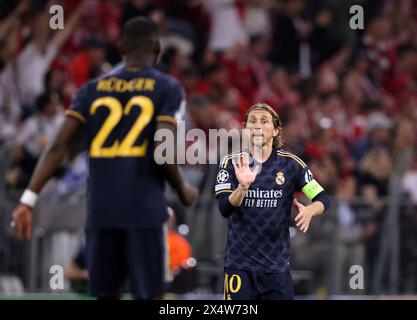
[{"xmin": 217, "ymin": 169, "xmax": 229, "ymax": 183}]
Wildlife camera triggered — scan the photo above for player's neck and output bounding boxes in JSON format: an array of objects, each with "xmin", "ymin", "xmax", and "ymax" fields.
[
  {"xmin": 123, "ymin": 55, "xmax": 155, "ymax": 69},
  {"xmin": 249, "ymin": 144, "xmax": 273, "ymax": 163}
]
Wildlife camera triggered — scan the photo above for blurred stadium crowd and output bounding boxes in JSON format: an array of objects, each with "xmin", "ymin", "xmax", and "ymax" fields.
[{"xmin": 0, "ymin": 0, "xmax": 417, "ymax": 297}]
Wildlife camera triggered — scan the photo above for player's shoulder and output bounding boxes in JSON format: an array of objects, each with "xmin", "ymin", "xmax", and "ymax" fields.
[
  {"xmin": 76, "ymin": 63, "xmax": 139, "ymax": 90},
  {"xmin": 154, "ymin": 68, "xmax": 183, "ymax": 91},
  {"xmin": 276, "ymin": 149, "xmax": 307, "ymax": 169},
  {"xmin": 219, "ymin": 150, "xmax": 246, "ymax": 169}
]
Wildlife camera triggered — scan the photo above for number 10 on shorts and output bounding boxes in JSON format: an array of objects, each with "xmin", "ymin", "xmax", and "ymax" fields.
[{"xmin": 224, "ymin": 273, "xmax": 242, "ymax": 300}]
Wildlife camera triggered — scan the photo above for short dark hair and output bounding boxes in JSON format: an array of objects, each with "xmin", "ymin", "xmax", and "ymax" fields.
[
  {"xmin": 36, "ymin": 92, "xmax": 53, "ymax": 112},
  {"xmin": 120, "ymin": 17, "xmax": 159, "ymax": 54}
]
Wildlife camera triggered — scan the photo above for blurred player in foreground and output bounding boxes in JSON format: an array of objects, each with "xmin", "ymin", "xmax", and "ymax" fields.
[
  {"xmin": 215, "ymin": 103, "xmax": 331, "ymax": 300},
  {"xmin": 10, "ymin": 17, "xmax": 198, "ymax": 299}
]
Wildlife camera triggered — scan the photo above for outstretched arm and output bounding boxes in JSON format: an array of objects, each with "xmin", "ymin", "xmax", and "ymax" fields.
[
  {"xmin": 0, "ymin": 0, "xmax": 29, "ymax": 41},
  {"xmin": 11, "ymin": 116, "xmax": 83, "ymax": 239},
  {"xmin": 50, "ymin": 1, "xmax": 83, "ymax": 51}
]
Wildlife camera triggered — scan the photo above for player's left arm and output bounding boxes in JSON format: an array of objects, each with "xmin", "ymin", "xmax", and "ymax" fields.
[
  {"xmin": 11, "ymin": 83, "xmax": 89, "ymax": 239},
  {"xmin": 294, "ymin": 164, "xmax": 331, "ymax": 233},
  {"xmin": 11, "ymin": 116, "xmax": 83, "ymax": 239}
]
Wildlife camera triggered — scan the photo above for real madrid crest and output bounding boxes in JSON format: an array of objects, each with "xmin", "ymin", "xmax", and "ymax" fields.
[{"xmin": 276, "ymin": 171, "xmax": 285, "ymax": 185}]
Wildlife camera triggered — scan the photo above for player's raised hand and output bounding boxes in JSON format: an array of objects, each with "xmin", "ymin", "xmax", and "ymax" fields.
[
  {"xmin": 232, "ymin": 153, "xmax": 259, "ymax": 190},
  {"xmin": 293, "ymin": 199, "xmax": 313, "ymax": 233},
  {"xmin": 180, "ymin": 181, "xmax": 199, "ymax": 206},
  {"xmin": 10, "ymin": 204, "xmax": 33, "ymax": 240}
]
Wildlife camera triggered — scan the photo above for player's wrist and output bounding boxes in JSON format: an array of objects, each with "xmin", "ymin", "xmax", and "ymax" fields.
[
  {"xmin": 309, "ymin": 202, "xmax": 324, "ymax": 216},
  {"xmin": 238, "ymin": 183, "xmax": 249, "ymax": 192},
  {"xmin": 19, "ymin": 189, "xmax": 38, "ymax": 208}
]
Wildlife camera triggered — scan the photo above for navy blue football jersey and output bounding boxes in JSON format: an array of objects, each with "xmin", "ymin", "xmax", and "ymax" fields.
[
  {"xmin": 214, "ymin": 148, "xmax": 324, "ymax": 273},
  {"xmin": 66, "ymin": 64, "xmax": 185, "ymax": 229}
]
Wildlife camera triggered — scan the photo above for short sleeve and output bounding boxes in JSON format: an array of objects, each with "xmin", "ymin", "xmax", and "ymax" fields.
[
  {"xmin": 65, "ymin": 84, "xmax": 89, "ymax": 124},
  {"xmin": 156, "ymin": 77, "xmax": 186, "ymax": 125},
  {"xmin": 214, "ymin": 155, "xmax": 238, "ymax": 198},
  {"xmin": 296, "ymin": 163, "xmax": 325, "ymax": 201}
]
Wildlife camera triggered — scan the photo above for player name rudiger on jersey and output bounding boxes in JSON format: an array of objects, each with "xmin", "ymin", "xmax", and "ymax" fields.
[{"xmin": 96, "ymin": 76, "xmax": 156, "ymax": 93}]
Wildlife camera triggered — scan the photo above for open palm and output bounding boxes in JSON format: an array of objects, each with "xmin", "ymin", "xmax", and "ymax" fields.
[{"xmin": 232, "ymin": 153, "xmax": 260, "ymax": 189}]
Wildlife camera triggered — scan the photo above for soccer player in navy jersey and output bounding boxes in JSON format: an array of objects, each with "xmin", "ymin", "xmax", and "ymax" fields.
[
  {"xmin": 10, "ymin": 17, "xmax": 198, "ymax": 299},
  {"xmin": 215, "ymin": 103, "xmax": 331, "ymax": 300}
]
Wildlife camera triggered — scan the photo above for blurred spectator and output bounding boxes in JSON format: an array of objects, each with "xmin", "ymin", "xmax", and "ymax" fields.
[
  {"xmin": 270, "ymin": 0, "xmax": 309, "ymax": 71},
  {"xmin": 187, "ymin": 95, "xmax": 218, "ymax": 133},
  {"xmin": 68, "ymin": 0, "xmax": 121, "ymax": 51},
  {"xmin": 158, "ymin": 46, "xmax": 190, "ymax": 79},
  {"xmin": 309, "ymin": 7, "xmax": 341, "ymax": 67},
  {"xmin": 54, "ymin": 151, "xmax": 88, "ymax": 203},
  {"xmin": 402, "ymin": 157, "xmax": 417, "ymax": 206},
  {"xmin": 220, "ymin": 42, "xmax": 258, "ymax": 103},
  {"xmin": 360, "ymin": 13, "xmax": 396, "ymax": 90},
  {"xmin": 0, "ymin": 113, "xmax": 15, "ymax": 141},
  {"xmin": 43, "ymin": 67, "xmax": 78, "ymax": 108},
  {"xmin": 0, "ymin": 3, "xmax": 24, "ymax": 126},
  {"xmin": 44, "ymin": 68, "xmax": 65, "ymax": 97},
  {"xmin": 11, "ymin": 91, "xmax": 64, "ymax": 187},
  {"xmin": 392, "ymin": 0, "xmax": 417, "ymax": 46},
  {"xmin": 196, "ymin": 63, "xmax": 223, "ymax": 98},
  {"xmin": 254, "ymin": 66, "xmax": 300, "ymax": 112},
  {"xmin": 68, "ymin": 37, "xmax": 107, "ymax": 88},
  {"xmin": 248, "ymin": 34, "xmax": 271, "ymax": 85},
  {"xmin": 392, "ymin": 115, "xmax": 415, "ymax": 161},
  {"xmin": 121, "ymin": 0, "xmax": 157, "ymax": 28},
  {"xmin": 152, "ymin": 9, "xmax": 194, "ymax": 59},
  {"xmin": 336, "ymin": 177, "xmax": 366, "ymax": 293},
  {"xmin": 17, "ymin": 1, "xmax": 82, "ymax": 111},
  {"xmin": 342, "ymin": 51, "xmax": 380, "ymax": 112},
  {"xmin": 280, "ymin": 104, "xmax": 309, "ymax": 155},
  {"xmin": 179, "ymin": 65, "xmax": 202, "ymax": 98},
  {"xmin": 351, "ymin": 106, "xmax": 393, "ymax": 163},
  {"xmin": 358, "ymin": 146, "xmax": 393, "ymax": 290},
  {"xmin": 359, "ymin": 147, "xmax": 392, "ymax": 200},
  {"xmin": 384, "ymin": 44, "xmax": 417, "ymax": 95},
  {"xmin": 204, "ymin": 0, "xmax": 248, "ymax": 52},
  {"xmin": 315, "ymin": 47, "xmax": 351, "ymax": 95},
  {"xmin": 241, "ymin": 0, "xmax": 271, "ymax": 37},
  {"xmin": 83, "ymin": 0, "xmax": 122, "ymax": 44}
]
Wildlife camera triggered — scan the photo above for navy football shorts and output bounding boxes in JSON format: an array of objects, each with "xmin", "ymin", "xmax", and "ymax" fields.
[
  {"xmin": 224, "ymin": 268, "xmax": 294, "ymax": 300},
  {"xmin": 85, "ymin": 227, "xmax": 169, "ymax": 299}
]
